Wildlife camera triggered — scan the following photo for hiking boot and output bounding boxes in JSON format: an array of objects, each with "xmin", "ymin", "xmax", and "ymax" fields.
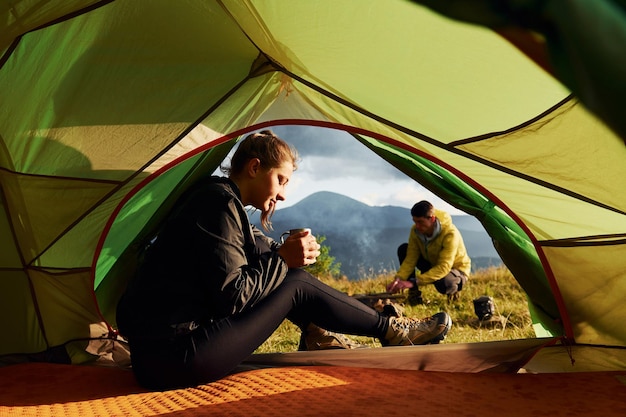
[
  {"xmin": 381, "ymin": 302, "xmax": 404, "ymax": 318},
  {"xmin": 383, "ymin": 312, "xmax": 452, "ymax": 346},
  {"xmin": 299, "ymin": 324, "xmax": 367, "ymax": 351}
]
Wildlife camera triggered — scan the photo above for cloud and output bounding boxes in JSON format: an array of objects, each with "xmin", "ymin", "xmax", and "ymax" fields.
[
  {"xmin": 272, "ymin": 125, "xmax": 349, "ymax": 155},
  {"xmin": 236, "ymin": 125, "xmax": 467, "ymax": 215},
  {"xmin": 272, "ymin": 125, "xmax": 405, "ymax": 182}
]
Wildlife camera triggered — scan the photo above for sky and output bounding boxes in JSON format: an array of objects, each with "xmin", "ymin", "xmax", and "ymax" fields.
[{"xmin": 230, "ymin": 125, "xmax": 466, "ymax": 215}]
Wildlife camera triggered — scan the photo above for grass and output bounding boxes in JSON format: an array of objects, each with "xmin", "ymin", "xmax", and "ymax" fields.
[{"xmin": 254, "ymin": 265, "xmax": 535, "ymax": 353}]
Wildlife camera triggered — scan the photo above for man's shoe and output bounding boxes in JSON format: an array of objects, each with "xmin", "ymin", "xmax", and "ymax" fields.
[
  {"xmin": 299, "ymin": 324, "xmax": 367, "ymax": 351},
  {"xmin": 383, "ymin": 312, "xmax": 452, "ymax": 346}
]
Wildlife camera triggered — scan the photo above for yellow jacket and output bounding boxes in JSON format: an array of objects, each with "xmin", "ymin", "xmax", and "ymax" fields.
[{"xmin": 396, "ymin": 209, "xmax": 471, "ymax": 285}]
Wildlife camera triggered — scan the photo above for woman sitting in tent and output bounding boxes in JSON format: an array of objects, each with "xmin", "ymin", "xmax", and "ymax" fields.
[{"xmin": 116, "ymin": 130, "xmax": 452, "ymax": 390}]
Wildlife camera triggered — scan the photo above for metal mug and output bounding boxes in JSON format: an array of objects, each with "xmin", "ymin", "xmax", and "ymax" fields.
[{"xmin": 280, "ymin": 228, "xmax": 311, "ymax": 243}]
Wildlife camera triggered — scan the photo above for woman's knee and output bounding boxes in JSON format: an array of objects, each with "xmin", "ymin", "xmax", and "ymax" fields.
[{"xmin": 283, "ymin": 268, "xmax": 317, "ymax": 285}]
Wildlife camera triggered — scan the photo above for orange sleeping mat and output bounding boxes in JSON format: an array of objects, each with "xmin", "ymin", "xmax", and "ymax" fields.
[{"xmin": 1, "ymin": 362, "xmax": 625, "ymax": 416}]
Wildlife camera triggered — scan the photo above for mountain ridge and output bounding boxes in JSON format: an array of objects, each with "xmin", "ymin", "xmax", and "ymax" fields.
[{"xmin": 252, "ymin": 191, "xmax": 501, "ymax": 278}]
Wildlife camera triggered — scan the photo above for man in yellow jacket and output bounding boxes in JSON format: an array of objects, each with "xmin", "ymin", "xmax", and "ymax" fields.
[{"xmin": 387, "ymin": 201, "xmax": 471, "ymax": 304}]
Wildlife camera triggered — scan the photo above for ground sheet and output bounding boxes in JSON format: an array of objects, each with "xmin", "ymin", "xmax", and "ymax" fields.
[{"xmin": 0, "ymin": 362, "xmax": 625, "ymax": 416}]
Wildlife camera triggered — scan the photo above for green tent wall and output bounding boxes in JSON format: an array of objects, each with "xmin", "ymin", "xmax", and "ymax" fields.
[{"xmin": 1, "ymin": 1, "xmax": 625, "ymax": 371}]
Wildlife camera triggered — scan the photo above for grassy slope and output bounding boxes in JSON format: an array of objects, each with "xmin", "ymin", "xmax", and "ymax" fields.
[{"xmin": 255, "ymin": 265, "xmax": 535, "ymax": 353}]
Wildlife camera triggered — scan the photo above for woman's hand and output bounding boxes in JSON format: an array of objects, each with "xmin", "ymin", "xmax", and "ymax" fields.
[{"xmin": 277, "ymin": 230, "xmax": 321, "ymax": 268}]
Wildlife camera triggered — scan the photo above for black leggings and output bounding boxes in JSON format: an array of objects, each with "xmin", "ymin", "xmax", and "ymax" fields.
[{"xmin": 128, "ymin": 269, "xmax": 389, "ymax": 390}]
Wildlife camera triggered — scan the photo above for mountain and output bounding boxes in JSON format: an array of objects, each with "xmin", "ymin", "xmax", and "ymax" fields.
[{"xmin": 251, "ymin": 191, "xmax": 502, "ymax": 279}]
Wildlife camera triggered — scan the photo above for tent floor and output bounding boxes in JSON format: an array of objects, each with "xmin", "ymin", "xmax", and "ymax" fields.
[{"xmin": 1, "ymin": 362, "xmax": 625, "ymax": 416}]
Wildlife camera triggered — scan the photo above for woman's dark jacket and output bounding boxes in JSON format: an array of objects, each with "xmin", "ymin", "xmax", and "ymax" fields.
[{"xmin": 116, "ymin": 176, "xmax": 288, "ymax": 340}]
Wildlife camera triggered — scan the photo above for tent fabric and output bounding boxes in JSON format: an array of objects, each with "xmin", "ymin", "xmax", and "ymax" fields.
[
  {"xmin": 244, "ymin": 338, "xmax": 554, "ymax": 373},
  {"xmin": 0, "ymin": 0, "xmax": 625, "ymax": 373},
  {"xmin": 408, "ymin": 0, "xmax": 626, "ymax": 143}
]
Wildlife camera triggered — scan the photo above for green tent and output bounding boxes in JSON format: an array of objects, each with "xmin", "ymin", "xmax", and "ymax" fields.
[{"xmin": 1, "ymin": 0, "xmax": 625, "ymax": 372}]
